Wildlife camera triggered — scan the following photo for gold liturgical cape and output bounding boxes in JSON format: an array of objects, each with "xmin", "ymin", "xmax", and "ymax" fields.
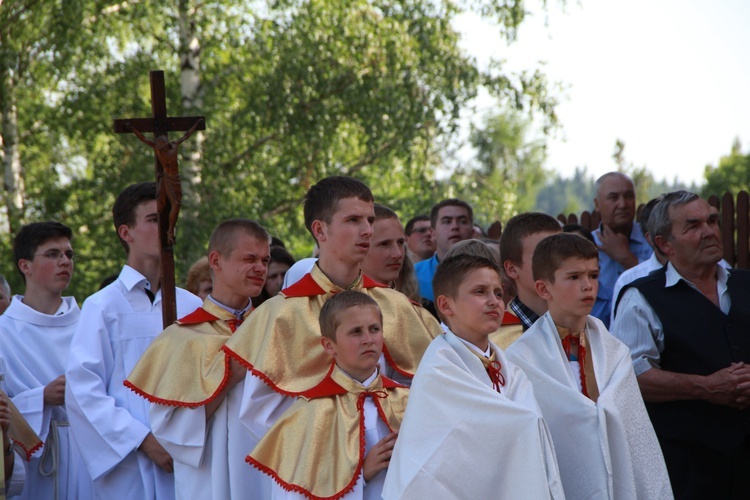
[
  {"xmin": 248, "ymin": 365, "xmax": 408, "ymax": 499},
  {"xmin": 125, "ymin": 300, "xmax": 248, "ymax": 406},
  {"xmin": 489, "ymin": 310, "xmax": 524, "ymax": 350},
  {"xmin": 223, "ymin": 266, "xmax": 440, "ymax": 395}
]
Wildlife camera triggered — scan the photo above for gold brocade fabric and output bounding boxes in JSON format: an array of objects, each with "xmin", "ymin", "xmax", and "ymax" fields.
[
  {"xmin": 555, "ymin": 325, "xmax": 600, "ymax": 402},
  {"xmin": 125, "ymin": 300, "xmax": 246, "ymax": 406},
  {"xmin": 489, "ymin": 324, "xmax": 524, "ymax": 350},
  {"xmin": 224, "ymin": 265, "xmax": 441, "ymax": 395},
  {"xmin": 2, "ymin": 389, "xmax": 42, "ymax": 461},
  {"xmin": 248, "ymin": 365, "xmax": 408, "ymax": 499}
]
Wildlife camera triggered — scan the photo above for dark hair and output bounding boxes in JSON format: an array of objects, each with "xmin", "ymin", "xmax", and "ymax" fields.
[
  {"xmin": 562, "ymin": 224, "xmax": 596, "ymax": 244},
  {"xmin": 13, "ymin": 222, "xmax": 74, "ymax": 282},
  {"xmin": 208, "ymin": 219, "xmax": 270, "ymax": 257},
  {"xmin": 270, "ymin": 236, "xmax": 286, "ymax": 248},
  {"xmin": 433, "ymin": 254, "xmax": 501, "ymax": 303},
  {"xmin": 500, "ymin": 212, "xmax": 561, "ymax": 266},
  {"xmin": 532, "ymin": 233, "xmax": 599, "ymax": 283},
  {"xmin": 405, "ymin": 215, "xmax": 430, "ymax": 236},
  {"xmin": 374, "ymin": 203, "xmax": 398, "ymax": 221},
  {"xmin": 252, "ymin": 246, "xmax": 297, "ymax": 308},
  {"xmin": 319, "ymin": 290, "xmax": 381, "ymax": 341},
  {"xmin": 303, "ymin": 176, "xmax": 374, "ymax": 239},
  {"xmin": 112, "ymin": 182, "xmax": 157, "ymax": 254},
  {"xmin": 429, "ymin": 199, "xmax": 473, "ymax": 228}
]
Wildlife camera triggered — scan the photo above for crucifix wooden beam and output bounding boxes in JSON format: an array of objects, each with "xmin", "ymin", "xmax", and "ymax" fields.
[{"xmin": 113, "ymin": 70, "xmax": 205, "ymax": 328}]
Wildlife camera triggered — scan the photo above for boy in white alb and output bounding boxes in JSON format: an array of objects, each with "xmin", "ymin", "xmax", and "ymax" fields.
[
  {"xmin": 0, "ymin": 222, "xmax": 93, "ymax": 499},
  {"xmin": 248, "ymin": 291, "xmax": 407, "ymax": 499},
  {"xmin": 383, "ymin": 255, "xmax": 564, "ymax": 499},
  {"xmin": 125, "ymin": 219, "xmax": 273, "ymax": 499},
  {"xmin": 506, "ymin": 233, "xmax": 672, "ymax": 499},
  {"xmin": 66, "ymin": 182, "xmax": 201, "ymax": 500}
]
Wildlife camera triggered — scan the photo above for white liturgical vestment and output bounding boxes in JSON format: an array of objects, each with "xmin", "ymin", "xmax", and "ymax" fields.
[
  {"xmin": 506, "ymin": 313, "xmax": 673, "ymax": 499},
  {"xmin": 382, "ymin": 330, "xmax": 564, "ymax": 499},
  {"xmin": 65, "ymin": 266, "xmax": 201, "ymax": 500},
  {"xmin": 0, "ymin": 296, "xmax": 93, "ymax": 500}
]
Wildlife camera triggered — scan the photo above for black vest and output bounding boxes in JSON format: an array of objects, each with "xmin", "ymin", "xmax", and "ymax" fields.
[{"xmin": 627, "ymin": 267, "xmax": 750, "ymax": 454}]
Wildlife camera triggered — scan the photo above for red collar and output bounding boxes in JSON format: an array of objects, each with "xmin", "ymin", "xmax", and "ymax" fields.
[
  {"xmin": 176, "ymin": 307, "xmax": 220, "ymax": 325},
  {"xmin": 281, "ymin": 273, "xmax": 387, "ymax": 298},
  {"xmin": 502, "ymin": 310, "xmax": 521, "ymax": 325},
  {"xmin": 299, "ymin": 363, "xmax": 405, "ymax": 399}
]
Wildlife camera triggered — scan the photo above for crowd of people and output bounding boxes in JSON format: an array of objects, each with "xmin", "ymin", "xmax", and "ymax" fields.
[{"xmin": 0, "ymin": 172, "xmax": 748, "ymax": 500}]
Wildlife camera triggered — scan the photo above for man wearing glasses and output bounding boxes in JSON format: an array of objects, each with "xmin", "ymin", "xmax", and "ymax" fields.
[
  {"xmin": 0, "ymin": 221, "xmax": 93, "ymax": 499},
  {"xmin": 404, "ymin": 215, "xmax": 435, "ymax": 264}
]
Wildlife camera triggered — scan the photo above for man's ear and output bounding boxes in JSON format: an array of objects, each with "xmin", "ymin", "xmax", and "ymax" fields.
[
  {"xmin": 594, "ymin": 196, "xmax": 600, "ymax": 211},
  {"xmin": 653, "ymin": 234, "xmax": 672, "ymax": 257},
  {"xmin": 311, "ymin": 220, "xmax": 326, "ymax": 243},
  {"xmin": 17, "ymin": 259, "xmax": 31, "ymax": 277},
  {"xmin": 535, "ymin": 279, "xmax": 552, "ymax": 300},
  {"xmin": 117, "ymin": 224, "xmax": 132, "ymax": 243},
  {"xmin": 208, "ymin": 250, "xmax": 221, "ymax": 272},
  {"xmin": 436, "ymin": 294, "xmax": 454, "ymax": 318},
  {"xmin": 321, "ymin": 336, "xmax": 336, "ymax": 356},
  {"xmin": 503, "ymin": 260, "xmax": 520, "ymax": 280}
]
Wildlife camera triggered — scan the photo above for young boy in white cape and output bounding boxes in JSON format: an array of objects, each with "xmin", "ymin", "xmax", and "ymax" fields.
[
  {"xmin": 505, "ymin": 233, "xmax": 672, "ymax": 499},
  {"xmin": 383, "ymin": 254, "xmax": 564, "ymax": 499}
]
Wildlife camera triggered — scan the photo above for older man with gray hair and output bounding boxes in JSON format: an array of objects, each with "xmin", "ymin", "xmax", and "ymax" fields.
[
  {"xmin": 591, "ymin": 172, "xmax": 652, "ymax": 328},
  {"xmin": 0, "ymin": 275, "xmax": 10, "ymax": 315},
  {"xmin": 611, "ymin": 190, "xmax": 750, "ymax": 499}
]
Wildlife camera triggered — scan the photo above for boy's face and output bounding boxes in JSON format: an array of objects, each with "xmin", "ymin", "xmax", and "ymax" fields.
[
  {"xmin": 314, "ymin": 197, "xmax": 374, "ymax": 267},
  {"xmin": 536, "ymin": 257, "xmax": 599, "ymax": 327},
  {"xmin": 434, "ymin": 205, "xmax": 472, "ymax": 257},
  {"xmin": 438, "ymin": 267, "xmax": 504, "ymax": 347},
  {"xmin": 212, "ymin": 233, "xmax": 270, "ymax": 300},
  {"xmin": 321, "ymin": 305, "xmax": 383, "ymax": 382},
  {"xmin": 504, "ymin": 230, "xmax": 559, "ymax": 297},
  {"xmin": 360, "ymin": 218, "xmax": 406, "ymax": 284},
  {"xmin": 120, "ymin": 200, "xmax": 160, "ymax": 259},
  {"xmin": 19, "ymin": 237, "xmax": 74, "ymax": 294}
]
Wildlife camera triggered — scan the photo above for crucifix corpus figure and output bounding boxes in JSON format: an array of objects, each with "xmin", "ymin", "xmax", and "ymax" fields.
[
  {"xmin": 129, "ymin": 118, "xmax": 203, "ymax": 246},
  {"xmin": 113, "ymin": 70, "xmax": 206, "ymax": 328}
]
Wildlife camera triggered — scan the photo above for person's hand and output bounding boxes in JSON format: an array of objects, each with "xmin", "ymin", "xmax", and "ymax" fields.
[
  {"xmin": 43, "ymin": 375, "xmax": 66, "ymax": 406},
  {"xmin": 597, "ymin": 224, "xmax": 638, "ymax": 269},
  {"xmin": 139, "ymin": 433, "xmax": 173, "ymax": 473},
  {"xmin": 363, "ymin": 432, "xmax": 397, "ymax": 482},
  {"xmin": 703, "ymin": 363, "xmax": 750, "ymax": 408}
]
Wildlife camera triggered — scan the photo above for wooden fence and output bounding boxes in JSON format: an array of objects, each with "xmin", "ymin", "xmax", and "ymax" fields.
[{"xmin": 554, "ymin": 190, "xmax": 750, "ymax": 270}]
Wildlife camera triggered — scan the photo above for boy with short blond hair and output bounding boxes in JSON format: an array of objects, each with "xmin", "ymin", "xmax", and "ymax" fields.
[
  {"xmin": 384, "ymin": 254, "xmax": 564, "ymax": 499},
  {"xmin": 506, "ymin": 233, "xmax": 672, "ymax": 499},
  {"xmin": 248, "ymin": 291, "xmax": 407, "ymax": 499}
]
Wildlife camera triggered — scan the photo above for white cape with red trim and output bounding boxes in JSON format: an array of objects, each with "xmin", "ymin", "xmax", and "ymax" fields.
[
  {"xmin": 505, "ymin": 313, "xmax": 672, "ymax": 499},
  {"xmin": 0, "ymin": 296, "xmax": 93, "ymax": 500},
  {"xmin": 382, "ymin": 330, "xmax": 564, "ymax": 499}
]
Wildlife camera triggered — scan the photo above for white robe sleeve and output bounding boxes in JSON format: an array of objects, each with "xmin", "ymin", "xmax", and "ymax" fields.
[
  {"xmin": 8, "ymin": 386, "xmax": 50, "ymax": 442},
  {"xmin": 149, "ymin": 404, "xmax": 207, "ymax": 468},
  {"xmin": 239, "ymin": 372, "xmax": 295, "ymax": 442},
  {"xmin": 65, "ymin": 303, "xmax": 151, "ymax": 480}
]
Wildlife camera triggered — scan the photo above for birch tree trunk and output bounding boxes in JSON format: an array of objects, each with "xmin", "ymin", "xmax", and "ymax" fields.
[
  {"xmin": 0, "ymin": 52, "xmax": 25, "ymax": 236},
  {"xmin": 177, "ymin": 0, "xmax": 203, "ymax": 191}
]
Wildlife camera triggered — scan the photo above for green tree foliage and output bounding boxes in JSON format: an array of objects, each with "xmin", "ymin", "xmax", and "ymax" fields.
[
  {"xmin": 702, "ymin": 138, "xmax": 750, "ymax": 199},
  {"xmin": 0, "ymin": 0, "xmax": 558, "ymax": 299},
  {"xmin": 450, "ymin": 109, "xmax": 548, "ymax": 227}
]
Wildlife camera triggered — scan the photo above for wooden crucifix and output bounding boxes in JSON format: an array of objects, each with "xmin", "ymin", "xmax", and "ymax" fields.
[{"xmin": 113, "ymin": 70, "xmax": 205, "ymax": 328}]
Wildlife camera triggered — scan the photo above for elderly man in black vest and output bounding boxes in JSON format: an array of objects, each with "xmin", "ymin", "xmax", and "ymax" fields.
[{"xmin": 612, "ymin": 190, "xmax": 750, "ymax": 499}]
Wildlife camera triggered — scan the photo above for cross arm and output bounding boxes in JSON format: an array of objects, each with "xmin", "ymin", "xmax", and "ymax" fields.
[{"xmin": 113, "ymin": 116, "xmax": 206, "ymax": 134}]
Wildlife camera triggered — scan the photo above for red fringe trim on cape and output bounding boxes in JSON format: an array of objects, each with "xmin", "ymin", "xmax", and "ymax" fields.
[{"xmin": 12, "ymin": 438, "xmax": 44, "ymax": 462}]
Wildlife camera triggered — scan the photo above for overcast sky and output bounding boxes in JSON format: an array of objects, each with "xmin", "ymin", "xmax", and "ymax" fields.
[{"xmin": 454, "ymin": 0, "xmax": 750, "ymax": 185}]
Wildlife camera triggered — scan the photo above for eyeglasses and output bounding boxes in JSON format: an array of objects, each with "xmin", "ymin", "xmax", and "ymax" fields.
[
  {"xmin": 35, "ymin": 250, "xmax": 75, "ymax": 262},
  {"xmin": 409, "ymin": 227, "xmax": 433, "ymax": 235}
]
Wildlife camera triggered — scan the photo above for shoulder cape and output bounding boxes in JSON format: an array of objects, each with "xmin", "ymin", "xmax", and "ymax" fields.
[
  {"xmin": 124, "ymin": 301, "xmax": 246, "ymax": 407},
  {"xmin": 247, "ymin": 365, "xmax": 408, "ymax": 500},
  {"xmin": 223, "ymin": 266, "xmax": 441, "ymax": 396}
]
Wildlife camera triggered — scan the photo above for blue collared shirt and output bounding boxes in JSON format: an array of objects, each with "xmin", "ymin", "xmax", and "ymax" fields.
[
  {"xmin": 592, "ymin": 223, "xmax": 652, "ymax": 328},
  {"xmin": 414, "ymin": 254, "xmax": 439, "ymax": 302}
]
